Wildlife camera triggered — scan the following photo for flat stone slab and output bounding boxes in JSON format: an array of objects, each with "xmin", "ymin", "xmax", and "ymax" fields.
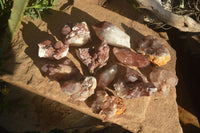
[{"xmin": 0, "ymin": 0, "xmax": 182, "ymax": 132}]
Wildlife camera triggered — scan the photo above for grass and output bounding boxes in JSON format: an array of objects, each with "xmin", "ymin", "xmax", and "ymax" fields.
[
  {"xmin": 24, "ymin": 0, "xmax": 56, "ymax": 20},
  {"xmin": 173, "ymin": 0, "xmax": 200, "ymax": 23}
]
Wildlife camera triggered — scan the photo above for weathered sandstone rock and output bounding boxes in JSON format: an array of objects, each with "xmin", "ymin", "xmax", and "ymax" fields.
[{"xmin": 0, "ymin": 0, "xmax": 182, "ymax": 133}]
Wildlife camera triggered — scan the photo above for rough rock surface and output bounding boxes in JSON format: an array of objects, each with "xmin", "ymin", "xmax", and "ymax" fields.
[{"xmin": 0, "ymin": 0, "xmax": 182, "ymax": 133}]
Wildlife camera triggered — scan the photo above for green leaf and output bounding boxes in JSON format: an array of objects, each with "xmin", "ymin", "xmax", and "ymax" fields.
[
  {"xmin": 8, "ymin": 0, "xmax": 29, "ymax": 40},
  {"xmin": 2, "ymin": 0, "xmax": 29, "ymax": 51}
]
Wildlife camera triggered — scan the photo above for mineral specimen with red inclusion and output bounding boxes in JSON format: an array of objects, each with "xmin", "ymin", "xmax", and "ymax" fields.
[
  {"xmin": 62, "ymin": 76, "xmax": 97, "ymax": 101},
  {"xmin": 63, "ymin": 22, "xmax": 91, "ymax": 46},
  {"xmin": 76, "ymin": 40, "xmax": 110, "ymax": 73},
  {"xmin": 98, "ymin": 65, "xmax": 118, "ymax": 89},
  {"xmin": 92, "ymin": 21, "xmax": 131, "ymax": 48},
  {"xmin": 126, "ymin": 67, "xmax": 148, "ymax": 83},
  {"xmin": 149, "ymin": 68, "xmax": 178, "ymax": 95},
  {"xmin": 136, "ymin": 35, "xmax": 171, "ymax": 66},
  {"xmin": 41, "ymin": 58, "xmax": 81, "ymax": 81},
  {"xmin": 91, "ymin": 90, "xmax": 125, "ymax": 121},
  {"xmin": 113, "ymin": 47, "xmax": 150, "ymax": 68},
  {"xmin": 114, "ymin": 68, "xmax": 157, "ymax": 99},
  {"xmin": 38, "ymin": 40, "xmax": 69, "ymax": 60}
]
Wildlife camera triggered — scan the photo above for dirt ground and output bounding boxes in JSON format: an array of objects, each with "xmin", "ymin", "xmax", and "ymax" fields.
[{"xmin": 0, "ymin": 0, "xmax": 200, "ymax": 133}]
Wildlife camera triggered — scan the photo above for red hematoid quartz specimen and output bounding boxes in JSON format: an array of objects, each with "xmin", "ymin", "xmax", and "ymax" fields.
[
  {"xmin": 38, "ymin": 40, "xmax": 69, "ymax": 60},
  {"xmin": 98, "ymin": 65, "xmax": 118, "ymax": 89},
  {"xmin": 149, "ymin": 68, "xmax": 178, "ymax": 95},
  {"xmin": 62, "ymin": 22, "xmax": 91, "ymax": 46},
  {"xmin": 114, "ymin": 68, "xmax": 157, "ymax": 99},
  {"xmin": 77, "ymin": 40, "xmax": 110, "ymax": 73},
  {"xmin": 62, "ymin": 76, "xmax": 97, "ymax": 101},
  {"xmin": 113, "ymin": 47, "xmax": 150, "ymax": 68},
  {"xmin": 91, "ymin": 90, "xmax": 125, "ymax": 121},
  {"xmin": 136, "ymin": 35, "xmax": 171, "ymax": 66},
  {"xmin": 41, "ymin": 58, "xmax": 81, "ymax": 81}
]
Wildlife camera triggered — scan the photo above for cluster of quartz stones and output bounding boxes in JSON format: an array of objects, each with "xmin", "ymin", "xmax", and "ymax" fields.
[{"xmin": 38, "ymin": 21, "xmax": 178, "ymax": 121}]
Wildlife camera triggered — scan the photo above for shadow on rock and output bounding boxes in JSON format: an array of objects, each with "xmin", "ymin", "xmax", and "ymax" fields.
[
  {"xmin": 121, "ymin": 23, "xmax": 144, "ymax": 49},
  {"xmin": 181, "ymin": 122, "xmax": 200, "ymax": 133},
  {"xmin": 42, "ymin": 7, "xmax": 98, "ymax": 41},
  {"xmin": 21, "ymin": 21, "xmax": 56, "ymax": 77},
  {"xmin": 59, "ymin": 0, "xmax": 74, "ymax": 11}
]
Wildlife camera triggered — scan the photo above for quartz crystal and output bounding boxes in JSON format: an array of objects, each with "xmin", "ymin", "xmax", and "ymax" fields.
[
  {"xmin": 91, "ymin": 90, "xmax": 125, "ymax": 121},
  {"xmin": 113, "ymin": 47, "xmax": 150, "ymax": 68},
  {"xmin": 149, "ymin": 68, "xmax": 178, "ymax": 95},
  {"xmin": 114, "ymin": 68, "xmax": 157, "ymax": 99},
  {"xmin": 76, "ymin": 40, "xmax": 110, "ymax": 73},
  {"xmin": 92, "ymin": 21, "xmax": 130, "ymax": 48},
  {"xmin": 41, "ymin": 58, "xmax": 80, "ymax": 81},
  {"xmin": 38, "ymin": 40, "xmax": 69, "ymax": 60},
  {"xmin": 136, "ymin": 35, "xmax": 171, "ymax": 66},
  {"xmin": 62, "ymin": 76, "xmax": 97, "ymax": 101},
  {"xmin": 63, "ymin": 22, "xmax": 91, "ymax": 46},
  {"xmin": 98, "ymin": 65, "xmax": 118, "ymax": 89}
]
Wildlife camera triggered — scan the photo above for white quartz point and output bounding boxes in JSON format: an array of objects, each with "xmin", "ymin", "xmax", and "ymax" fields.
[{"xmin": 92, "ymin": 21, "xmax": 131, "ymax": 48}]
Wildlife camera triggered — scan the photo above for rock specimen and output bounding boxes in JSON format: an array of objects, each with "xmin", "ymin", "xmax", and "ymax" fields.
[
  {"xmin": 113, "ymin": 47, "xmax": 150, "ymax": 68},
  {"xmin": 136, "ymin": 35, "xmax": 171, "ymax": 66},
  {"xmin": 91, "ymin": 90, "xmax": 125, "ymax": 121},
  {"xmin": 126, "ymin": 67, "xmax": 148, "ymax": 83},
  {"xmin": 114, "ymin": 68, "xmax": 157, "ymax": 99},
  {"xmin": 62, "ymin": 22, "xmax": 91, "ymax": 46},
  {"xmin": 62, "ymin": 76, "xmax": 97, "ymax": 101},
  {"xmin": 98, "ymin": 65, "xmax": 118, "ymax": 89},
  {"xmin": 149, "ymin": 68, "xmax": 178, "ymax": 95},
  {"xmin": 76, "ymin": 40, "xmax": 110, "ymax": 73},
  {"xmin": 38, "ymin": 40, "xmax": 69, "ymax": 60},
  {"xmin": 41, "ymin": 58, "xmax": 81, "ymax": 81},
  {"xmin": 92, "ymin": 21, "xmax": 131, "ymax": 48}
]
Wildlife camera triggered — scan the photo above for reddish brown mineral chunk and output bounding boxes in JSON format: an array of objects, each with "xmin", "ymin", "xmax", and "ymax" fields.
[
  {"xmin": 136, "ymin": 35, "xmax": 171, "ymax": 66},
  {"xmin": 113, "ymin": 47, "xmax": 150, "ymax": 68},
  {"xmin": 76, "ymin": 40, "xmax": 110, "ymax": 73},
  {"xmin": 91, "ymin": 90, "xmax": 125, "ymax": 121},
  {"xmin": 126, "ymin": 68, "xmax": 148, "ymax": 83},
  {"xmin": 114, "ymin": 68, "xmax": 157, "ymax": 99},
  {"xmin": 62, "ymin": 76, "xmax": 97, "ymax": 101},
  {"xmin": 149, "ymin": 68, "xmax": 178, "ymax": 95},
  {"xmin": 38, "ymin": 40, "xmax": 69, "ymax": 60},
  {"xmin": 63, "ymin": 22, "xmax": 91, "ymax": 46},
  {"xmin": 41, "ymin": 58, "xmax": 81, "ymax": 81},
  {"xmin": 61, "ymin": 24, "xmax": 71, "ymax": 36},
  {"xmin": 98, "ymin": 65, "xmax": 118, "ymax": 89},
  {"xmin": 114, "ymin": 81, "xmax": 157, "ymax": 99}
]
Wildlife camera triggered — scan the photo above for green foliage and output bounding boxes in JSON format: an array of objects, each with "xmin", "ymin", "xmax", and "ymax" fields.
[
  {"xmin": 1, "ymin": 0, "xmax": 29, "ymax": 51},
  {"xmin": 8, "ymin": 0, "xmax": 29, "ymax": 44},
  {"xmin": 0, "ymin": 0, "xmax": 28, "ymax": 75},
  {"xmin": 24, "ymin": 0, "xmax": 56, "ymax": 20},
  {"xmin": 127, "ymin": 0, "xmax": 141, "ymax": 12},
  {"xmin": 0, "ymin": 0, "xmax": 13, "ymax": 29}
]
